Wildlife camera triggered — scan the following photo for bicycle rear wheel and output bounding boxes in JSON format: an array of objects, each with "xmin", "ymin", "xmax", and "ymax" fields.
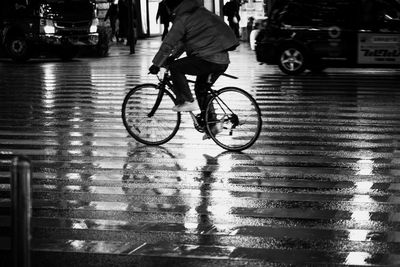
[
  {"xmin": 122, "ymin": 83, "xmax": 181, "ymax": 145},
  {"xmin": 205, "ymin": 87, "xmax": 262, "ymax": 151}
]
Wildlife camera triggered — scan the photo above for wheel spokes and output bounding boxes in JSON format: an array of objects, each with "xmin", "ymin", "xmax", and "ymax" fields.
[
  {"xmin": 122, "ymin": 85, "xmax": 180, "ymax": 145},
  {"xmin": 282, "ymin": 49, "xmax": 303, "ymax": 71},
  {"xmin": 206, "ymin": 88, "xmax": 261, "ymax": 151}
]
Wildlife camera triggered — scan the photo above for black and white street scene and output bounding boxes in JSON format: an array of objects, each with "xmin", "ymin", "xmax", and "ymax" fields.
[{"xmin": 1, "ymin": 0, "xmax": 400, "ymax": 266}]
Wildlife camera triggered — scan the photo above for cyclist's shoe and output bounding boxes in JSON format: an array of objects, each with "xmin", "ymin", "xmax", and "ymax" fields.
[
  {"xmin": 202, "ymin": 123, "xmax": 223, "ymax": 140},
  {"xmin": 172, "ymin": 101, "xmax": 198, "ymax": 112}
]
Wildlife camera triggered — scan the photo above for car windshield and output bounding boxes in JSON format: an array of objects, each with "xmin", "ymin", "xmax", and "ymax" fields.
[{"xmin": 272, "ymin": 0, "xmax": 357, "ymax": 27}]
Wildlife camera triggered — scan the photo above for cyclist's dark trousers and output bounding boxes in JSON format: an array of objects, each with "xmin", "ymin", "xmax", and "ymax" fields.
[{"xmin": 169, "ymin": 56, "xmax": 228, "ymax": 110}]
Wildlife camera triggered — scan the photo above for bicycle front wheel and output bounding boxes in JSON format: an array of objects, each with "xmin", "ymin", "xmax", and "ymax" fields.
[
  {"xmin": 122, "ymin": 83, "xmax": 181, "ymax": 145},
  {"xmin": 205, "ymin": 87, "xmax": 262, "ymax": 151}
]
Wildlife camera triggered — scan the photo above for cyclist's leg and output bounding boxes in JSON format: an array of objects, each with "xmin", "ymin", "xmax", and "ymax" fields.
[
  {"xmin": 169, "ymin": 60, "xmax": 193, "ymax": 105},
  {"xmin": 194, "ymin": 65, "xmax": 227, "ymax": 126},
  {"xmin": 194, "ymin": 77, "xmax": 209, "ymax": 112},
  {"xmin": 169, "ymin": 57, "xmax": 226, "ymax": 107},
  {"xmin": 169, "ymin": 56, "xmax": 210, "ymax": 106}
]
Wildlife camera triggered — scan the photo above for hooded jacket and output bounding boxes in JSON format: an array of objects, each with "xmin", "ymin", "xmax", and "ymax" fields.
[{"xmin": 152, "ymin": 0, "xmax": 239, "ymax": 67}]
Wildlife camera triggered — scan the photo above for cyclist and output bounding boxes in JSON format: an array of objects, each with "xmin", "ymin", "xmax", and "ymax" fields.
[{"xmin": 148, "ymin": 0, "xmax": 239, "ymax": 136}]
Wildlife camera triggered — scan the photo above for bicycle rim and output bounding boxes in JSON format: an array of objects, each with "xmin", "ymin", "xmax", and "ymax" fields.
[
  {"xmin": 122, "ymin": 84, "xmax": 181, "ymax": 145},
  {"xmin": 205, "ymin": 87, "xmax": 262, "ymax": 151}
]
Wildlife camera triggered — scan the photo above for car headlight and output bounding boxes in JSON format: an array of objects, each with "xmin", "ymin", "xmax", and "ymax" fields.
[
  {"xmin": 44, "ymin": 25, "xmax": 55, "ymax": 34},
  {"xmin": 40, "ymin": 19, "xmax": 55, "ymax": 34},
  {"xmin": 90, "ymin": 18, "xmax": 98, "ymax": 33}
]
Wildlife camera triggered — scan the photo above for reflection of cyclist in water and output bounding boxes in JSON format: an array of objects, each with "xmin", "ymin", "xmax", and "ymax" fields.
[
  {"xmin": 195, "ymin": 151, "xmax": 262, "ymax": 241},
  {"xmin": 122, "ymin": 144, "xmax": 188, "ymax": 217},
  {"xmin": 122, "ymin": 144, "xmax": 262, "ymax": 242}
]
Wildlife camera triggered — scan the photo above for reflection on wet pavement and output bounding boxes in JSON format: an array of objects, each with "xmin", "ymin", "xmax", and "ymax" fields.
[{"xmin": 1, "ymin": 39, "xmax": 400, "ymax": 266}]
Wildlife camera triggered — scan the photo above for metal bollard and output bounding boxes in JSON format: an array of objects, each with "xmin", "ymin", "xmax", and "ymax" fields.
[{"xmin": 11, "ymin": 156, "xmax": 32, "ymax": 267}]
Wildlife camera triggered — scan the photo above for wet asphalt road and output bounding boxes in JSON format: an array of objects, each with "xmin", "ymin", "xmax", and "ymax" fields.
[{"xmin": 1, "ymin": 38, "xmax": 400, "ymax": 266}]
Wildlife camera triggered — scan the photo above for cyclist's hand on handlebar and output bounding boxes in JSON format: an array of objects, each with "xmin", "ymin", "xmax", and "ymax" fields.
[{"xmin": 148, "ymin": 65, "xmax": 160, "ymax": 75}]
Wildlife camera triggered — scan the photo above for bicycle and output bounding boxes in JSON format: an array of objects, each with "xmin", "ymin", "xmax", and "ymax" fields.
[{"xmin": 121, "ymin": 68, "xmax": 262, "ymax": 151}]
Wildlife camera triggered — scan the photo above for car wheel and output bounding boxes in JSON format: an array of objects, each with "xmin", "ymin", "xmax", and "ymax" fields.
[
  {"xmin": 278, "ymin": 45, "xmax": 307, "ymax": 75},
  {"xmin": 6, "ymin": 34, "xmax": 30, "ymax": 62}
]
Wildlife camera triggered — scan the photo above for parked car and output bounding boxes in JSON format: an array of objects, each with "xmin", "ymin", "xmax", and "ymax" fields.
[
  {"xmin": 255, "ymin": 0, "xmax": 400, "ymax": 75},
  {"xmin": 0, "ymin": 0, "xmax": 108, "ymax": 61}
]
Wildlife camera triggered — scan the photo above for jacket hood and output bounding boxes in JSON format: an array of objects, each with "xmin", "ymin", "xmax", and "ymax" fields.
[{"xmin": 173, "ymin": 0, "xmax": 201, "ymax": 17}]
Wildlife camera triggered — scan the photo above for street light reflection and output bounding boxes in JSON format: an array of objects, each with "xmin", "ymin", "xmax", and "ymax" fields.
[
  {"xmin": 72, "ymin": 221, "xmax": 88, "ymax": 229},
  {"xmin": 351, "ymin": 211, "xmax": 371, "ymax": 221},
  {"xmin": 345, "ymin": 252, "xmax": 370, "ymax": 265},
  {"xmin": 69, "ymin": 132, "xmax": 84, "ymax": 137},
  {"xmin": 356, "ymin": 159, "xmax": 374, "ymax": 175},
  {"xmin": 352, "ymin": 194, "xmax": 374, "ymax": 203},
  {"xmin": 83, "ymin": 201, "xmax": 129, "ymax": 211},
  {"xmin": 355, "ymin": 181, "xmax": 374, "ymax": 193},
  {"xmin": 41, "ymin": 64, "xmax": 56, "ymax": 108},
  {"xmin": 348, "ymin": 229, "xmax": 369, "ymax": 242}
]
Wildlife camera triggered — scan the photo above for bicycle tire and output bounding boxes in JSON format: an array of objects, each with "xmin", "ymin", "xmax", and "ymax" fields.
[
  {"xmin": 122, "ymin": 83, "xmax": 181, "ymax": 145},
  {"xmin": 205, "ymin": 87, "xmax": 262, "ymax": 151}
]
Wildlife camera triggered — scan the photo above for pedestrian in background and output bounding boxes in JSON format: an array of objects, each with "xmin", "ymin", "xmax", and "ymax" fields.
[
  {"xmin": 118, "ymin": 0, "xmax": 129, "ymax": 44},
  {"xmin": 104, "ymin": 0, "xmax": 119, "ymax": 42},
  {"xmin": 246, "ymin": 16, "xmax": 254, "ymax": 42},
  {"xmin": 223, "ymin": 0, "xmax": 241, "ymax": 38},
  {"xmin": 249, "ymin": 19, "xmax": 261, "ymax": 50},
  {"xmin": 156, "ymin": 0, "xmax": 171, "ymax": 40}
]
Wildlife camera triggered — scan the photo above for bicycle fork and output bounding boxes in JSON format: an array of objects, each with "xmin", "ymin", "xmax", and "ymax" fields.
[{"xmin": 133, "ymin": 86, "xmax": 165, "ymax": 135}]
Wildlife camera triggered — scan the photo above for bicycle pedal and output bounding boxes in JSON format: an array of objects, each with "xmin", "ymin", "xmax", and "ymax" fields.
[{"xmin": 202, "ymin": 134, "xmax": 211, "ymax": 140}]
